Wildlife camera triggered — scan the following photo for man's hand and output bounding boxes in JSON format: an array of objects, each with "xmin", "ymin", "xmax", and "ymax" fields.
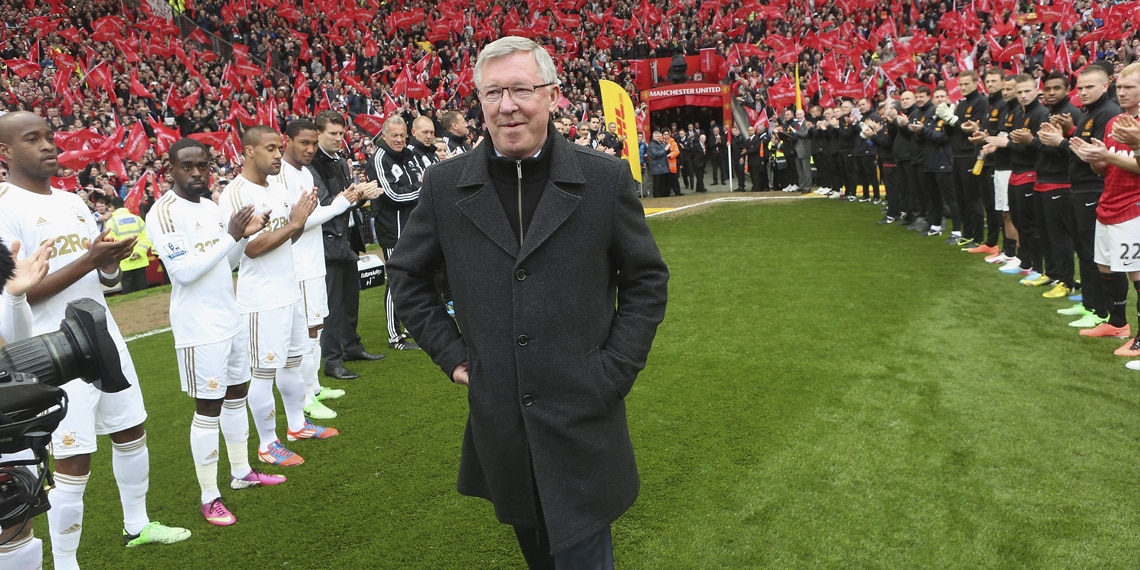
[
  {"xmin": 985, "ymin": 132, "xmax": 1010, "ymax": 148},
  {"xmin": 1009, "ymin": 128, "xmax": 1033, "ymax": 144},
  {"xmin": 907, "ymin": 121, "xmax": 923, "ymax": 133},
  {"xmin": 1069, "ymin": 136, "xmax": 1109, "ymax": 163},
  {"xmin": 86, "ymin": 229, "xmax": 136, "ymax": 272},
  {"xmin": 895, "ymin": 114, "xmax": 909, "ymax": 127},
  {"xmin": 226, "ymin": 204, "xmax": 259, "ymax": 241},
  {"xmin": 4, "ymin": 240, "xmax": 51, "ymax": 296},
  {"xmin": 290, "ymin": 189, "xmax": 318, "ymax": 226},
  {"xmin": 452, "ymin": 361, "xmax": 469, "ymax": 385},
  {"xmin": 1050, "ymin": 112, "xmax": 1074, "ymax": 133},
  {"xmin": 1038, "ymin": 122, "xmax": 1064, "ymax": 147},
  {"xmin": 1112, "ymin": 114, "xmax": 1140, "ymax": 150},
  {"xmin": 960, "ymin": 120, "xmax": 979, "ymax": 135}
]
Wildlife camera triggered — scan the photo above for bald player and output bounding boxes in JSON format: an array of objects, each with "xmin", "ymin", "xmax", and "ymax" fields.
[{"xmin": 0, "ymin": 112, "xmax": 190, "ymax": 570}]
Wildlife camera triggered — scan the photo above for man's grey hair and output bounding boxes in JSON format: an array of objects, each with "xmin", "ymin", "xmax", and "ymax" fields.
[
  {"xmin": 474, "ymin": 36, "xmax": 559, "ymax": 88},
  {"xmin": 382, "ymin": 115, "xmax": 406, "ymax": 134}
]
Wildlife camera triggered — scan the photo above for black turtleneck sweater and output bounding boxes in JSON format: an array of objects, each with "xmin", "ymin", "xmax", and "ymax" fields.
[{"xmin": 485, "ymin": 130, "xmax": 556, "ymax": 247}]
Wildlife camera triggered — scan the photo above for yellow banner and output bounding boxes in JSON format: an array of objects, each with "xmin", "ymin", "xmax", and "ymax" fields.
[{"xmin": 599, "ymin": 79, "xmax": 643, "ymax": 183}]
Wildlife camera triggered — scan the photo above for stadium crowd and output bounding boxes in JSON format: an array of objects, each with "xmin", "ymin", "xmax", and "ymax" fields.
[{"xmin": 3, "ymin": 0, "xmax": 1140, "ymax": 567}]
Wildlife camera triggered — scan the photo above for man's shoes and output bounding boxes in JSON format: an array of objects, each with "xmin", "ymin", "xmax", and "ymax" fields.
[
  {"xmin": 925, "ymin": 225, "xmax": 943, "ymax": 237},
  {"xmin": 1069, "ymin": 313, "xmax": 1107, "ymax": 328},
  {"xmin": 230, "ymin": 469, "xmax": 287, "ymax": 490},
  {"xmin": 945, "ymin": 236, "xmax": 963, "ymax": 246},
  {"xmin": 985, "ymin": 252, "xmax": 1011, "ymax": 264},
  {"xmin": 955, "ymin": 237, "xmax": 975, "ymax": 247},
  {"xmin": 201, "ymin": 498, "xmax": 236, "ymax": 526},
  {"xmin": 389, "ymin": 338, "xmax": 420, "ymax": 351},
  {"xmin": 304, "ymin": 399, "xmax": 337, "ymax": 420},
  {"xmin": 287, "ymin": 420, "xmax": 339, "ymax": 441},
  {"xmin": 877, "ymin": 216, "xmax": 896, "ymax": 225},
  {"xmin": 1115, "ymin": 336, "xmax": 1140, "ymax": 356},
  {"xmin": 967, "ymin": 244, "xmax": 1000, "ymax": 254},
  {"xmin": 998, "ymin": 259, "xmax": 1024, "ymax": 273},
  {"xmin": 316, "ymin": 387, "xmax": 345, "ymax": 401},
  {"xmin": 123, "ymin": 521, "xmax": 192, "ymax": 547},
  {"xmin": 1068, "ymin": 293, "xmax": 1083, "ymax": 302},
  {"xmin": 1126, "ymin": 360, "xmax": 1140, "ymax": 371},
  {"xmin": 324, "ymin": 366, "xmax": 359, "ymax": 380},
  {"xmin": 1080, "ymin": 322, "xmax": 1132, "ymax": 338},
  {"xmin": 1021, "ymin": 274, "xmax": 1054, "ymax": 287},
  {"xmin": 344, "ymin": 350, "xmax": 385, "ymax": 361},
  {"xmin": 1017, "ymin": 271, "xmax": 1043, "ymax": 284},
  {"xmin": 1057, "ymin": 303, "xmax": 1089, "ymax": 316},
  {"xmin": 1042, "ymin": 283, "xmax": 1072, "ymax": 299},
  {"xmin": 258, "ymin": 440, "xmax": 304, "ymax": 467}
]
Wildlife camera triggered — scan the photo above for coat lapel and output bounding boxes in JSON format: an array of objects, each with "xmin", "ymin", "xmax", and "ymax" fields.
[
  {"xmin": 455, "ymin": 147, "xmax": 520, "ymax": 257},
  {"xmin": 518, "ymin": 137, "xmax": 586, "ymax": 262}
]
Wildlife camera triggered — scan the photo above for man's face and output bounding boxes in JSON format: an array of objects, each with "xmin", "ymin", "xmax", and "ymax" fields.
[
  {"xmin": 857, "ymin": 99, "xmax": 871, "ymax": 113},
  {"xmin": 382, "ymin": 121, "xmax": 408, "ymax": 152},
  {"xmin": 959, "ymin": 74, "xmax": 977, "ymax": 96},
  {"xmin": 1002, "ymin": 79, "xmax": 1017, "ymax": 102},
  {"xmin": 900, "ymin": 91, "xmax": 916, "ymax": 110},
  {"xmin": 608, "ymin": 122, "xmax": 617, "ymax": 133},
  {"xmin": 448, "ymin": 117, "xmax": 468, "ymax": 137},
  {"xmin": 699, "ymin": 134, "xmax": 706, "ymax": 144},
  {"xmin": 1117, "ymin": 73, "xmax": 1140, "ymax": 113},
  {"xmin": 1042, "ymin": 79, "xmax": 1067, "ymax": 106},
  {"xmin": 984, "ymin": 73, "xmax": 1002, "ymax": 96},
  {"xmin": 932, "ymin": 90, "xmax": 949, "ymax": 106},
  {"xmin": 747, "ymin": 127, "xmax": 755, "ymax": 137},
  {"xmin": 246, "ymin": 132, "xmax": 284, "ymax": 176},
  {"xmin": 783, "ymin": 110, "xmax": 794, "ymax": 121},
  {"xmin": 731, "ymin": 127, "xmax": 740, "ymax": 137},
  {"xmin": 588, "ymin": 117, "xmax": 600, "ymax": 132},
  {"xmin": 318, "ymin": 123, "xmax": 345, "ymax": 153},
  {"xmin": 840, "ymin": 101, "xmax": 853, "ymax": 116},
  {"xmin": 170, "ymin": 145, "xmax": 211, "ymax": 199},
  {"xmin": 285, "ymin": 127, "xmax": 319, "ymax": 166},
  {"xmin": 915, "ymin": 91, "xmax": 930, "ymax": 106},
  {"xmin": 1076, "ymin": 72, "xmax": 1108, "ymax": 107},
  {"xmin": 1015, "ymin": 80, "xmax": 1039, "ymax": 107},
  {"xmin": 554, "ymin": 121, "xmax": 568, "ymax": 136},
  {"xmin": 796, "ymin": 109, "xmax": 805, "ymax": 121},
  {"xmin": 0, "ymin": 114, "xmax": 58, "ymax": 181},
  {"xmin": 479, "ymin": 51, "xmax": 558, "ymax": 159},
  {"xmin": 412, "ymin": 120, "xmax": 436, "ymax": 146}
]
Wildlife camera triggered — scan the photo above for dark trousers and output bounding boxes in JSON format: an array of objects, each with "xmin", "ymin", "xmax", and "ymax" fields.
[
  {"xmin": 693, "ymin": 165, "xmax": 706, "ymax": 192},
  {"xmin": 881, "ymin": 164, "xmax": 900, "ymax": 217},
  {"xmin": 854, "ymin": 154, "xmax": 879, "ymax": 199},
  {"xmin": 1010, "ymin": 181, "xmax": 1041, "ymax": 271},
  {"xmin": 382, "ymin": 246, "xmax": 407, "ymax": 341},
  {"xmin": 826, "ymin": 153, "xmax": 845, "ymax": 192},
  {"xmin": 120, "ymin": 267, "xmax": 147, "ymax": 294},
  {"xmin": 979, "ymin": 166, "xmax": 1001, "ymax": 247},
  {"xmin": 669, "ymin": 172, "xmax": 681, "ymax": 196},
  {"xmin": 898, "ymin": 160, "xmax": 921, "ymax": 219},
  {"xmin": 1037, "ymin": 188, "xmax": 1075, "ymax": 286},
  {"xmin": 953, "ymin": 156, "xmax": 983, "ymax": 241},
  {"xmin": 515, "ymin": 524, "xmax": 614, "ymax": 570},
  {"xmin": 748, "ymin": 158, "xmax": 765, "ymax": 191},
  {"xmin": 921, "ymin": 170, "xmax": 953, "ymax": 227},
  {"xmin": 321, "ymin": 259, "xmax": 365, "ymax": 368},
  {"xmin": 733, "ymin": 159, "xmax": 745, "ymax": 190},
  {"xmin": 680, "ymin": 163, "xmax": 692, "ymax": 189},
  {"xmin": 842, "ymin": 154, "xmax": 859, "ymax": 196},
  {"xmin": 709, "ymin": 155, "xmax": 725, "ymax": 184},
  {"xmin": 1073, "ymin": 192, "xmax": 1102, "ymax": 313},
  {"xmin": 651, "ymin": 174, "xmax": 670, "ymax": 198}
]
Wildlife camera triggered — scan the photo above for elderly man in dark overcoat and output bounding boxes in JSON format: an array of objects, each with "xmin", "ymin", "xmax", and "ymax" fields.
[{"xmin": 387, "ymin": 36, "xmax": 669, "ymax": 569}]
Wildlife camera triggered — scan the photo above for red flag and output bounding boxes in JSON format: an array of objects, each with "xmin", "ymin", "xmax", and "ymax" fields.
[
  {"xmin": 189, "ymin": 131, "xmax": 230, "ymax": 152},
  {"xmin": 229, "ymin": 104, "xmax": 257, "ymax": 127},
  {"xmin": 3, "ymin": 59, "xmax": 41, "ymax": 79},
  {"xmin": 293, "ymin": 71, "xmax": 311, "ymax": 113},
  {"xmin": 312, "ymin": 90, "xmax": 331, "ymax": 117},
  {"xmin": 124, "ymin": 172, "xmax": 149, "ymax": 216},
  {"xmin": 147, "ymin": 117, "xmax": 179, "ymax": 156},
  {"xmin": 124, "ymin": 121, "xmax": 149, "ymax": 162},
  {"xmin": 130, "ymin": 74, "xmax": 155, "ymax": 99},
  {"xmin": 188, "ymin": 28, "xmax": 210, "ymax": 45},
  {"xmin": 353, "ymin": 114, "xmax": 386, "ymax": 136},
  {"xmin": 382, "ymin": 92, "xmax": 398, "ymax": 118}
]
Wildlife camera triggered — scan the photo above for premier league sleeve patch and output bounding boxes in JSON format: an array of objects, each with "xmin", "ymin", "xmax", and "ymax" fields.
[{"xmin": 162, "ymin": 239, "xmax": 189, "ymax": 260}]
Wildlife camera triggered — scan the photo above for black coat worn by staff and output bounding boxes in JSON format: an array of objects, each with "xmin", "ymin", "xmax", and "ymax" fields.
[{"xmin": 386, "ymin": 131, "xmax": 669, "ymax": 553}]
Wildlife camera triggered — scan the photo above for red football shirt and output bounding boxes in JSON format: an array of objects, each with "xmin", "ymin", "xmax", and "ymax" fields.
[{"xmin": 1097, "ymin": 114, "xmax": 1140, "ymax": 225}]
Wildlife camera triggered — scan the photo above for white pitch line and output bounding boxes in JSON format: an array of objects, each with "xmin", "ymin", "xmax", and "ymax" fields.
[
  {"xmin": 124, "ymin": 326, "xmax": 171, "ymax": 343},
  {"xmin": 646, "ymin": 195, "xmax": 809, "ymax": 217}
]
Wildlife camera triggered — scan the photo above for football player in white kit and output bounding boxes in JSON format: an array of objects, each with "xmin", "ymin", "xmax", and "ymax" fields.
[
  {"xmin": 0, "ymin": 112, "xmax": 190, "ymax": 570},
  {"xmin": 147, "ymin": 138, "xmax": 288, "ymax": 527},
  {"xmin": 272, "ymin": 119, "xmax": 379, "ymax": 420},
  {"xmin": 218, "ymin": 126, "xmax": 337, "ymax": 469}
]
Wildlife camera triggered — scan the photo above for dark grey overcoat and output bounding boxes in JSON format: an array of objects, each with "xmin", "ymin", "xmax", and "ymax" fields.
[{"xmin": 387, "ymin": 133, "xmax": 669, "ymax": 553}]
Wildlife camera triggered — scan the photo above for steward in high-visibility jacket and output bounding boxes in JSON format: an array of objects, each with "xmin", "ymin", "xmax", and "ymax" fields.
[{"xmin": 105, "ymin": 198, "xmax": 152, "ymax": 293}]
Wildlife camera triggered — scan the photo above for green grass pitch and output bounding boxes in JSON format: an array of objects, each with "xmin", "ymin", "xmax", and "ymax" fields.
[{"xmin": 35, "ymin": 197, "xmax": 1140, "ymax": 568}]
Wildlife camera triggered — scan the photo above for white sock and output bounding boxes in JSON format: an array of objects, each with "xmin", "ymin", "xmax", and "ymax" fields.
[
  {"xmin": 112, "ymin": 435, "xmax": 150, "ymax": 535},
  {"xmin": 248, "ymin": 369, "xmax": 280, "ymax": 452},
  {"xmin": 0, "ymin": 533, "xmax": 43, "ymax": 570},
  {"xmin": 190, "ymin": 413, "xmax": 221, "ymax": 504},
  {"xmin": 300, "ymin": 338, "xmax": 320, "ymax": 405},
  {"xmin": 277, "ymin": 356, "xmax": 307, "ymax": 432},
  {"xmin": 47, "ymin": 471, "xmax": 88, "ymax": 570},
  {"xmin": 221, "ymin": 397, "xmax": 252, "ymax": 479},
  {"xmin": 310, "ymin": 336, "xmax": 325, "ymax": 396}
]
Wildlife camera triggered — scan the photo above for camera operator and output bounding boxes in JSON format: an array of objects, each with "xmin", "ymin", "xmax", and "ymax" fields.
[
  {"xmin": 0, "ymin": 237, "xmax": 50, "ymax": 570},
  {"xmin": 0, "ymin": 112, "xmax": 190, "ymax": 570}
]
